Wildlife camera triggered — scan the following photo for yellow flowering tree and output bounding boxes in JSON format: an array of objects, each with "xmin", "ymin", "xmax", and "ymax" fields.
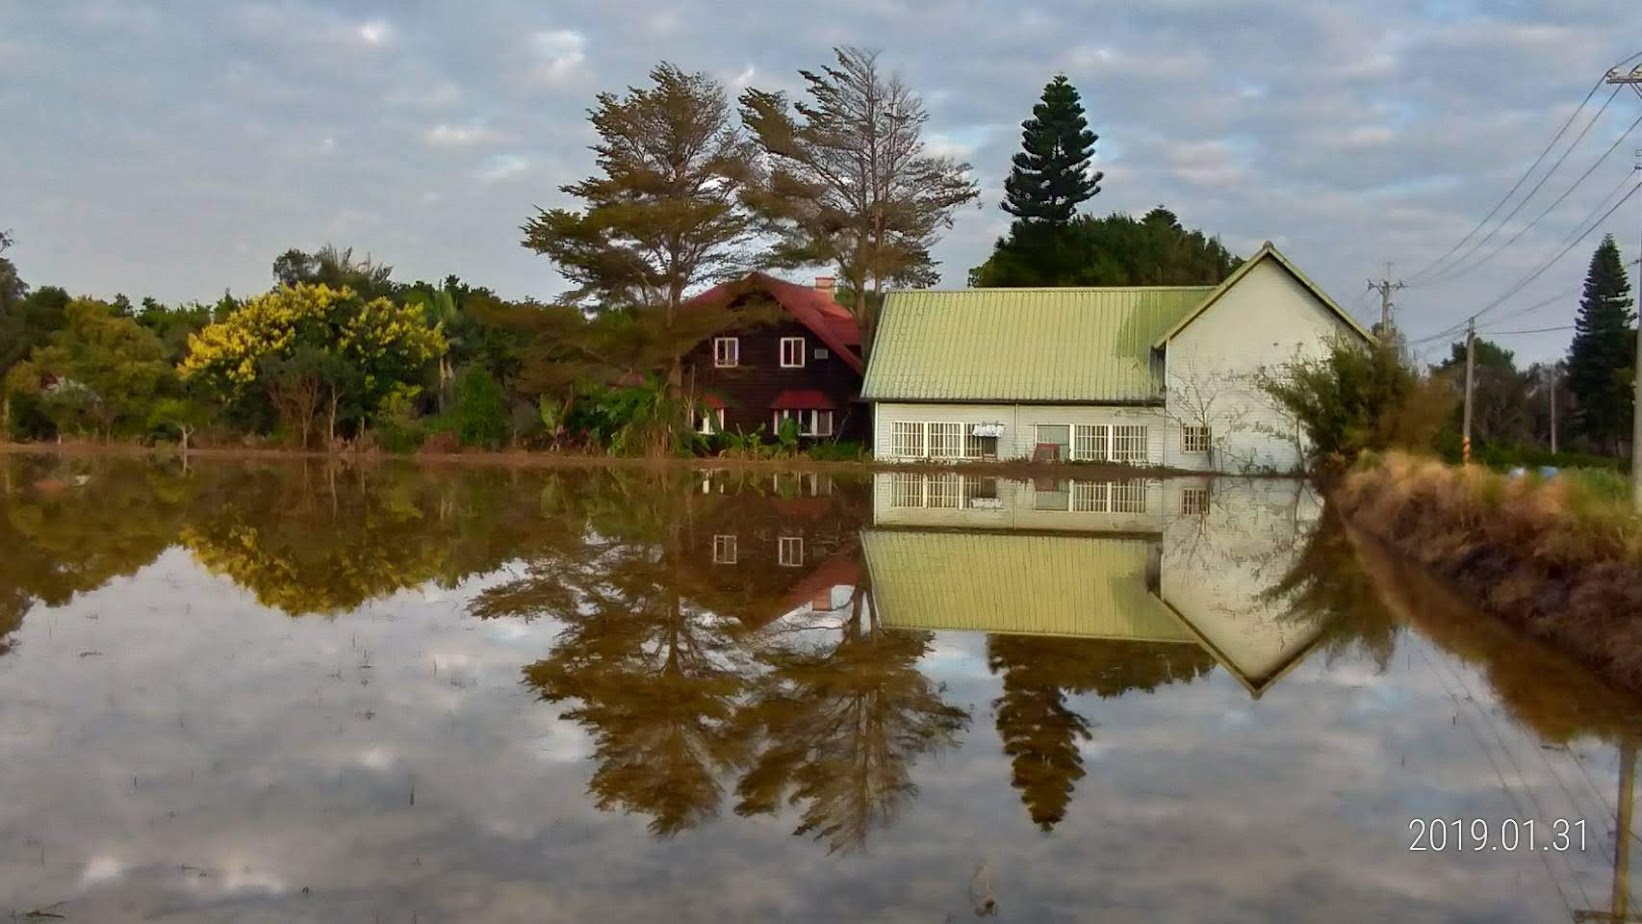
[{"xmin": 180, "ymin": 284, "xmax": 445, "ymax": 446}]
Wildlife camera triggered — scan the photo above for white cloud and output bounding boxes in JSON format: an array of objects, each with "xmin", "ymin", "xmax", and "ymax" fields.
[
  {"xmin": 477, "ymin": 154, "xmax": 531, "ymax": 182},
  {"xmin": 356, "ymin": 20, "xmax": 391, "ymax": 47},
  {"xmin": 425, "ymin": 122, "xmax": 506, "ymax": 148},
  {"xmin": 529, "ymin": 29, "xmax": 587, "ymax": 85}
]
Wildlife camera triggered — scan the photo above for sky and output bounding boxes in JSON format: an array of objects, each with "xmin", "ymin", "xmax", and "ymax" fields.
[{"xmin": 1, "ymin": 0, "xmax": 1640, "ymax": 363}]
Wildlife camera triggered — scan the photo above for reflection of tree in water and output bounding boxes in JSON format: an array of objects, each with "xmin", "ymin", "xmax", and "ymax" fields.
[
  {"xmin": 986, "ymin": 636, "xmax": 1214, "ymax": 831},
  {"xmin": 0, "ymin": 456, "xmax": 196, "ymax": 651},
  {"xmin": 735, "ymin": 589, "xmax": 969, "ymax": 853},
  {"xmin": 181, "ymin": 464, "xmax": 453, "ymax": 616},
  {"xmin": 1263, "ymin": 504, "xmax": 1402, "ymax": 672},
  {"xmin": 475, "ymin": 471, "xmax": 754, "ymax": 837}
]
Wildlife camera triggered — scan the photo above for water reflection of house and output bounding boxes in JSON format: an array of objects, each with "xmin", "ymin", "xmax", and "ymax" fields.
[
  {"xmin": 677, "ymin": 471, "xmax": 867, "ymax": 630},
  {"xmin": 865, "ymin": 473, "xmax": 1332, "ymax": 698}
]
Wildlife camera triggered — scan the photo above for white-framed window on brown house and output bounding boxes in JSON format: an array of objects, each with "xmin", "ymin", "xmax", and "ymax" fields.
[
  {"xmin": 778, "ymin": 536, "xmax": 804, "ymax": 568},
  {"xmin": 713, "ymin": 337, "xmax": 739, "ymax": 368},
  {"xmin": 712, "ymin": 535, "xmax": 738, "ymax": 564},
  {"xmin": 698, "ymin": 407, "xmax": 725, "ymax": 435},
  {"xmin": 779, "ymin": 337, "xmax": 806, "ymax": 368},
  {"xmin": 1181, "ymin": 425, "xmax": 1212, "ymax": 454},
  {"xmin": 774, "ymin": 409, "xmax": 833, "ymax": 437}
]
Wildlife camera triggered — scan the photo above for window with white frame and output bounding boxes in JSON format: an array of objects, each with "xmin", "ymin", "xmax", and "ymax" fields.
[
  {"xmin": 779, "ymin": 337, "xmax": 806, "ymax": 368},
  {"xmin": 712, "ymin": 534, "xmax": 738, "ymax": 564},
  {"xmin": 892, "ymin": 421, "xmax": 926, "ymax": 458},
  {"xmin": 698, "ymin": 407, "xmax": 725, "ymax": 434},
  {"xmin": 1111, "ymin": 481, "xmax": 1147, "ymax": 513},
  {"xmin": 1073, "ymin": 424, "xmax": 1109, "ymax": 461},
  {"xmin": 1181, "ymin": 486, "xmax": 1210, "ymax": 516},
  {"xmin": 928, "ymin": 422, "xmax": 963, "ymax": 459},
  {"xmin": 1111, "ymin": 425, "xmax": 1148, "ymax": 463},
  {"xmin": 890, "ymin": 472, "xmax": 925, "ymax": 507},
  {"xmin": 1034, "ymin": 481, "xmax": 1071, "ymax": 511},
  {"xmin": 927, "ymin": 474, "xmax": 962, "ymax": 508},
  {"xmin": 964, "ymin": 477, "xmax": 999, "ymax": 502},
  {"xmin": 1035, "ymin": 424, "xmax": 1071, "ymax": 461},
  {"xmin": 713, "ymin": 337, "xmax": 739, "ymax": 367},
  {"xmin": 1182, "ymin": 425, "xmax": 1211, "ymax": 454},
  {"xmin": 778, "ymin": 536, "xmax": 804, "ymax": 567},
  {"xmin": 775, "ymin": 408, "xmax": 833, "ymax": 437},
  {"xmin": 1071, "ymin": 481, "xmax": 1109, "ymax": 512}
]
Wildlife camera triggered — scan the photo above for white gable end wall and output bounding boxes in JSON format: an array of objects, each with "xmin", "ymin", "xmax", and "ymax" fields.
[{"xmin": 1163, "ymin": 259, "xmax": 1362, "ymax": 474}]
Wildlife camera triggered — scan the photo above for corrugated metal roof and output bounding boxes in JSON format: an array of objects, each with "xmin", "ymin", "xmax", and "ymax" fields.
[
  {"xmin": 862, "ymin": 529, "xmax": 1195, "ymax": 642},
  {"xmin": 861, "ymin": 287, "xmax": 1213, "ymax": 402}
]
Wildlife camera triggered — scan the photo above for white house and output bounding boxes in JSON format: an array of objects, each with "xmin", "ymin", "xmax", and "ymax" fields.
[{"xmin": 860, "ymin": 243, "xmax": 1373, "ymax": 473}]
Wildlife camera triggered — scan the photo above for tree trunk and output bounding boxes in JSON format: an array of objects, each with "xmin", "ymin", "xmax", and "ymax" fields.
[{"xmin": 327, "ymin": 389, "xmax": 339, "ymax": 450}]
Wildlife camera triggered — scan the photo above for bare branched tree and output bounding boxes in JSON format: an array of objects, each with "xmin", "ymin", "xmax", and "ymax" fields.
[{"xmin": 741, "ymin": 47, "xmax": 979, "ymax": 351}]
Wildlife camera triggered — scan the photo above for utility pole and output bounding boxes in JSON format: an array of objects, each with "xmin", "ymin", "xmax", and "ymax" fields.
[
  {"xmin": 1367, "ymin": 263, "xmax": 1406, "ymax": 341},
  {"xmin": 1463, "ymin": 317, "xmax": 1477, "ymax": 465},
  {"xmin": 1550, "ymin": 365, "xmax": 1560, "ymax": 455},
  {"xmin": 1575, "ymin": 737, "xmax": 1640, "ymax": 922},
  {"xmin": 1605, "ymin": 66, "xmax": 1642, "ymax": 511}
]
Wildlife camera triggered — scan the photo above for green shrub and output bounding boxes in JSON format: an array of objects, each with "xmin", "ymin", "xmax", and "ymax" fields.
[
  {"xmin": 1256, "ymin": 338, "xmax": 1454, "ymax": 473},
  {"xmin": 806, "ymin": 440, "xmax": 867, "ymax": 462},
  {"xmin": 453, "ymin": 366, "xmax": 510, "ymax": 449}
]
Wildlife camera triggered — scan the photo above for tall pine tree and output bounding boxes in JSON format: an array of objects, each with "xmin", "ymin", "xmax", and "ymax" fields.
[
  {"xmin": 1566, "ymin": 234, "xmax": 1636, "ymax": 455},
  {"xmin": 1002, "ymin": 75, "xmax": 1102, "ymax": 224}
]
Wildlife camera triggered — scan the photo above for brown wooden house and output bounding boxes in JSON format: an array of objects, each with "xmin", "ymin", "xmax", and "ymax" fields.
[{"xmin": 681, "ymin": 273, "xmax": 867, "ymax": 443}]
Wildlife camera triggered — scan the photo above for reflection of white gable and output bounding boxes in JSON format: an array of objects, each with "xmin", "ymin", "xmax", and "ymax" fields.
[
  {"xmin": 867, "ymin": 475, "xmax": 1334, "ymax": 699},
  {"xmin": 1157, "ymin": 479, "xmax": 1331, "ymax": 697}
]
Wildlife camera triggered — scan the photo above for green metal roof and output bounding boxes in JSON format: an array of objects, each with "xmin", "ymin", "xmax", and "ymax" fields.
[
  {"xmin": 862, "ymin": 529, "xmax": 1195, "ymax": 642},
  {"xmin": 860, "ymin": 286, "xmax": 1213, "ymax": 403}
]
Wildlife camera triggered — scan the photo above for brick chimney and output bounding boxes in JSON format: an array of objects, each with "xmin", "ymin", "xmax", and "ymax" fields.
[{"xmin": 813, "ymin": 276, "xmax": 836, "ymax": 300}]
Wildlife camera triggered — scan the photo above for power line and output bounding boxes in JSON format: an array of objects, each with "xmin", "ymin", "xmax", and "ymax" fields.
[
  {"xmin": 1438, "ymin": 112, "xmax": 1642, "ymax": 283},
  {"xmin": 1476, "ymin": 323, "xmax": 1576, "ymax": 336},
  {"xmin": 1466, "ymin": 182, "xmax": 1642, "ymax": 329},
  {"xmin": 1402, "ymin": 183, "xmax": 1637, "ymax": 348},
  {"xmin": 1415, "ymin": 87, "xmax": 1627, "ymax": 285},
  {"xmin": 1407, "ymin": 74, "xmax": 1615, "ymax": 283}
]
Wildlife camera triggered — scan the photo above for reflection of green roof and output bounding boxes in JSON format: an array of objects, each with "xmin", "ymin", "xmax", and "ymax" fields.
[
  {"xmin": 862, "ymin": 529, "xmax": 1195, "ymax": 642},
  {"xmin": 861, "ymin": 287, "xmax": 1211, "ymax": 403}
]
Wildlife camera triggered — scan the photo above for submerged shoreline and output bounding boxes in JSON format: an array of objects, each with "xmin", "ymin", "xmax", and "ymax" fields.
[
  {"xmin": 0, "ymin": 439, "xmax": 1243, "ymax": 479},
  {"xmin": 1334, "ymin": 452, "xmax": 1642, "ymax": 696}
]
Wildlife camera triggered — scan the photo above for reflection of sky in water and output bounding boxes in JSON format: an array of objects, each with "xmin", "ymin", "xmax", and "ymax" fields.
[{"xmin": 0, "ymin": 468, "xmax": 1637, "ymax": 922}]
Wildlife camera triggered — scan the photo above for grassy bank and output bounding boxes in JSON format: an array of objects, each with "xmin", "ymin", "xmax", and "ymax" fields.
[{"xmin": 1335, "ymin": 452, "xmax": 1642, "ymax": 694}]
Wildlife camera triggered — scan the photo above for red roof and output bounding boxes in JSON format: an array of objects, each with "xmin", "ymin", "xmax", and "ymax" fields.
[
  {"xmin": 770, "ymin": 389, "xmax": 836, "ymax": 411},
  {"xmin": 684, "ymin": 272, "xmax": 864, "ymax": 373},
  {"xmin": 699, "ymin": 394, "xmax": 728, "ymax": 409}
]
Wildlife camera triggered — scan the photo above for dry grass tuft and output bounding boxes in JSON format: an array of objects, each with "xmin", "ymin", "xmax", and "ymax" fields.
[{"xmin": 1338, "ymin": 452, "xmax": 1642, "ymax": 694}]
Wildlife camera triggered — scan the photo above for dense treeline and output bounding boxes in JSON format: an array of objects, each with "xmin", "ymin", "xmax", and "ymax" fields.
[
  {"xmin": 0, "ymin": 62, "xmax": 1250, "ymax": 457},
  {"xmin": 0, "ymin": 49, "xmax": 981, "ymax": 455}
]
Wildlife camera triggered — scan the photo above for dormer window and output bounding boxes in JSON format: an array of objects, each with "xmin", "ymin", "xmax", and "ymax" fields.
[{"xmin": 779, "ymin": 337, "xmax": 806, "ymax": 368}]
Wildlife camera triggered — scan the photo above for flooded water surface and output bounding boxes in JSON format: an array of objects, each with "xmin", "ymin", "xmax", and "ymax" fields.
[{"xmin": 1, "ymin": 455, "xmax": 1640, "ymax": 922}]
